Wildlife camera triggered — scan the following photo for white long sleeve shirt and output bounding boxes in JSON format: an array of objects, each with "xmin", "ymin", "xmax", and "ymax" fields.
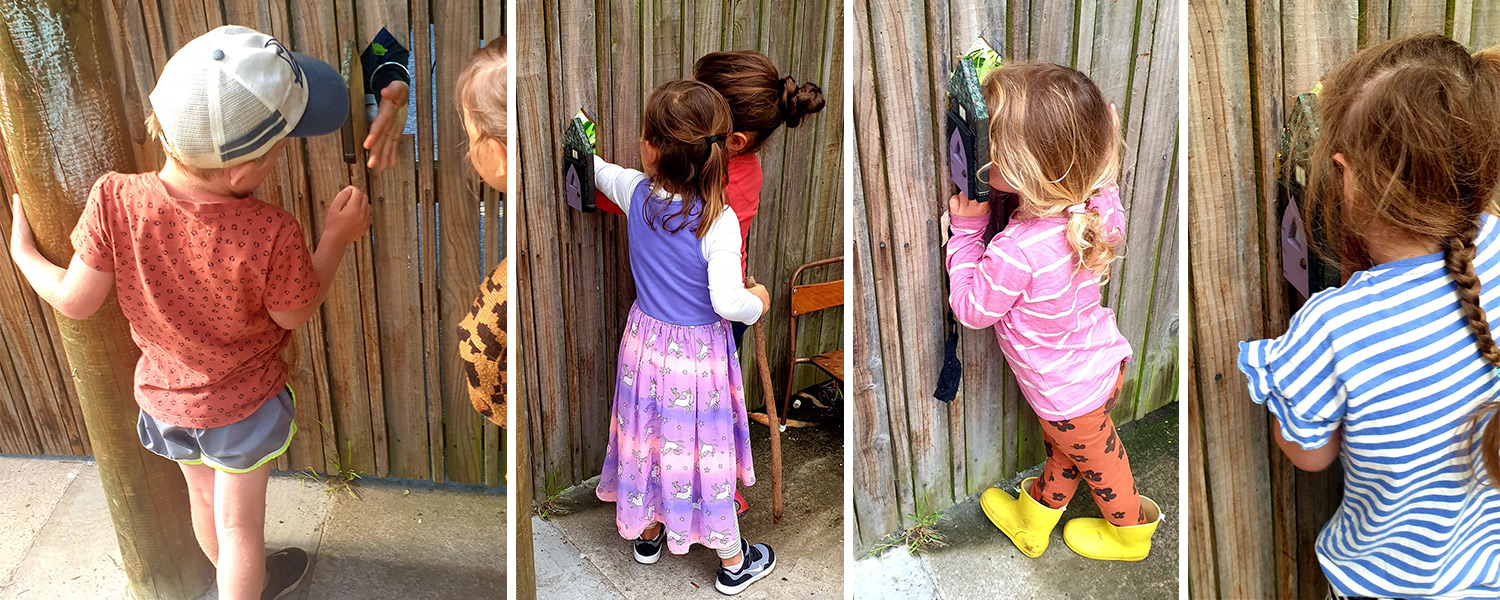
[{"xmin": 594, "ymin": 156, "xmax": 765, "ymax": 324}]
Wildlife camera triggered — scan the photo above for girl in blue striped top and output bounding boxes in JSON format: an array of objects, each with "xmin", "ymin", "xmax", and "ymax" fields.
[{"xmin": 1239, "ymin": 34, "xmax": 1500, "ymax": 599}]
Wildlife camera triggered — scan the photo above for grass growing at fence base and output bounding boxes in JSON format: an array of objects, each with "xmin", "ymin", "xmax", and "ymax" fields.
[
  {"xmin": 296, "ymin": 435, "xmax": 363, "ymax": 500},
  {"xmin": 534, "ymin": 472, "xmax": 570, "ymax": 521},
  {"xmin": 871, "ymin": 493, "xmax": 947, "ymax": 556}
]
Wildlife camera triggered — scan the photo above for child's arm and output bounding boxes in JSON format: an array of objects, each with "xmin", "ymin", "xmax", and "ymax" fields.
[
  {"xmin": 267, "ymin": 186, "xmax": 370, "ymax": 330},
  {"xmin": 703, "ymin": 209, "xmax": 767, "ymax": 323},
  {"xmin": 945, "ymin": 193, "xmax": 1028, "ymax": 329},
  {"xmin": 1272, "ymin": 418, "xmax": 1341, "ymax": 471},
  {"xmin": 593, "ymin": 155, "xmax": 647, "ymax": 217},
  {"xmin": 7, "ymin": 194, "xmax": 114, "ymax": 320}
]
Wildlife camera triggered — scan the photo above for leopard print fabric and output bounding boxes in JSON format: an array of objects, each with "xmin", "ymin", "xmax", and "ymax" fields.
[{"xmin": 457, "ymin": 259, "xmax": 506, "ymax": 427}]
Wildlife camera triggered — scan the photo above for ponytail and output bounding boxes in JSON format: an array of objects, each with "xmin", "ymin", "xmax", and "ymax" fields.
[
  {"xmin": 1065, "ymin": 206, "xmax": 1120, "ymax": 280},
  {"xmin": 641, "ymin": 80, "xmax": 735, "ymax": 239},
  {"xmin": 695, "ymin": 135, "xmax": 730, "ymax": 238}
]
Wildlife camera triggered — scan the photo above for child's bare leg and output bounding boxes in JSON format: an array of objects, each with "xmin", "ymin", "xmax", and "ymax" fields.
[
  {"xmin": 213, "ymin": 464, "xmax": 271, "ymax": 600},
  {"xmin": 179, "ymin": 462, "xmax": 219, "ymax": 565},
  {"xmin": 641, "ymin": 521, "xmax": 662, "ymax": 538}
]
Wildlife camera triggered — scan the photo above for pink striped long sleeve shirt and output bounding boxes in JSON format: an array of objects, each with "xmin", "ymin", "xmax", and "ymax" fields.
[{"xmin": 944, "ymin": 185, "xmax": 1133, "ymax": 420}]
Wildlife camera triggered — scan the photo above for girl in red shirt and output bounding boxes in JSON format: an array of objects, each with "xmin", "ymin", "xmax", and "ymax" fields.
[
  {"xmin": 690, "ymin": 51, "xmax": 826, "ymax": 517},
  {"xmin": 692, "ymin": 51, "xmax": 826, "ymax": 343}
]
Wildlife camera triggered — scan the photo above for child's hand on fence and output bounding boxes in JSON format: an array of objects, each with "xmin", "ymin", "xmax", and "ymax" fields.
[
  {"xmin": 940, "ymin": 211, "xmax": 952, "ymax": 243},
  {"xmin": 323, "ymin": 186, "xmax": 372, "ymax": 247},
  {"xmin": 8, "ymin": 193, "xmax": 34, "ymax": 254},
  {"xmin": 364, "ymin": 81, "xmax": 410, "ymax": 171},
  {"xmin": 949, "ymin": 192, "xmax": 989, "ymax": 219}
]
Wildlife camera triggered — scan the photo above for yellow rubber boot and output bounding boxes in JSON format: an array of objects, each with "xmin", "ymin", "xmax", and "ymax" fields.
[
  {"xmin": 1062, "ymin": 495, "xmax": 1163, "ymax": 561},
  {"xmin": 980, "ymin": 477, "xmax": 1065, "ymax": 558}
]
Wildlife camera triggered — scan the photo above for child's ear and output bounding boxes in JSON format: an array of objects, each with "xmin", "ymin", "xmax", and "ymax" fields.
[
  {"xmin": 223, "ymin": 161, "xmax": 261, "ymax": 192},
  {"xmin": 1333, "ymin": 152, "xmax": 1356, "ymax": 208},
  {"xmin": 728, "ymin": 131, "xmax": 752, "ymax": 155}
]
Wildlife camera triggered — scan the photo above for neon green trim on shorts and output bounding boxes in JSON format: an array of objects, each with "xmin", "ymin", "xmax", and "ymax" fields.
[{"xmin": 176, "ymin": 386, "xmax": 298, "ymax": 474}]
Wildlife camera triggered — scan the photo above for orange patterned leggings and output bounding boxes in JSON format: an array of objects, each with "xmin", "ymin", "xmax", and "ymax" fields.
[{"xmin": 1027, "ymin": 366, "xmax": 1145, "ymax": 526}]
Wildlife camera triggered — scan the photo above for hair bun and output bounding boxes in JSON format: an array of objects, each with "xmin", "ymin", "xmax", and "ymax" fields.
[{"xmin": 778, "ymin": 76, "xmax": 826, "ymax": 128}]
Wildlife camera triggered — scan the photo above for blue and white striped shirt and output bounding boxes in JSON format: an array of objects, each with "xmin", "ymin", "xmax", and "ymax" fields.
[{"xmin": 1239, "ymin": 213, "xmax": 1500, "ymax": 599}]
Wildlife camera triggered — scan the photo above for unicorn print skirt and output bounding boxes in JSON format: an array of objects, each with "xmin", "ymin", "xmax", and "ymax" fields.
[{"xmin": 596, "ymin": 303, "xmax": 755, "ymax": 554}]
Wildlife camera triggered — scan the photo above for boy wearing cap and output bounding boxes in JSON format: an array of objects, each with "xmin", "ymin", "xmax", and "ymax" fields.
[{"xmin": 7, "ymin": 26, "xmax": 366, "ymax": 600}]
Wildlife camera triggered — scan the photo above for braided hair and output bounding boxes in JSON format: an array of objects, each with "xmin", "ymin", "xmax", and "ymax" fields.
[{"xmin": 1308, "ymin": 33, "xmax": 1500, "ymax": 486}]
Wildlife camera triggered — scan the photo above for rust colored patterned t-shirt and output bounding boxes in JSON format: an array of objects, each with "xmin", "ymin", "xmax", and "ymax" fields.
[{"xmin": 71, "ymin": 172, "xmax": 320, "ymax": 428}]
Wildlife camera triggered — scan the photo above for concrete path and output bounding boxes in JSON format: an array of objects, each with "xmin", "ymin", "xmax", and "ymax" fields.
[
  {"xmin": 0, "ymin": 457, "xmax": 506, "ymax": 599},
  {"xmin": 532, "ymin": 417, "xmax": 845, "ymax": 599},
  {"xmin": 851, "ymin": 405, "xmax": 1180, "ymax": 600}
]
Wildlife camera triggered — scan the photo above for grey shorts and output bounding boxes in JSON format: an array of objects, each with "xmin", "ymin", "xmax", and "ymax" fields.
[{"xmin": 137, "ymin": 386, "xmax": 297, "ymax": 473}]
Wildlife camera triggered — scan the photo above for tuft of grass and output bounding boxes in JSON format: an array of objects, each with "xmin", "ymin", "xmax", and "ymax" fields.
[
  {"xmin": 296, "ymin": 436, "xmax": 362, "ymax": 500},
  {"xmin": 871, "ymin": 493, "xmax": 947, "ymax": 555},
  {"xmin": 534, "ymin": 472, "xmax": 569, "ymax": 520}
]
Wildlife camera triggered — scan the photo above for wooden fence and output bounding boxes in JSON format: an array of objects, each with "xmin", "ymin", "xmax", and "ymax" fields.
[
  {"xmin": 852, "ymin": 0, "xmax": 1180, "ymax": 550},
  {"xmin": 1187, "ymin": 2, "xmax": 1500, "ymax": 598},
  {"xmin": 0, "ymin": 0, "xmax": 505, "ymax": 486},
  {"xmin": 516, "ymin": 0, "xmax": 843, "ymax": 499}
]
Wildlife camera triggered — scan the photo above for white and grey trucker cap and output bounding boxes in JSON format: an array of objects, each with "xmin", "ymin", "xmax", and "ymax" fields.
[{"xmin": 149, "ymin": 25, "xmax": 348, "ymax": 169}]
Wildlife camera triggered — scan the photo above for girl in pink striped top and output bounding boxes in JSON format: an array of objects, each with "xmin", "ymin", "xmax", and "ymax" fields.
[{"xmin": 944, "ymin": 63, "xmax": 1162, "ymax": 563}]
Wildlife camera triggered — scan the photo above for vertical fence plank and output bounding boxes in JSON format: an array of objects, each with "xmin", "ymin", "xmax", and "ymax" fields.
[
  {"xmin": 1474, "ymin": 3, "xmax": 1500, "ymax": 49},
  {"xmin": 1391, "ymin": 0, "xmax": 1447, "ymax": 37},
  {"xmin": 355, "ymin": 0, "xmax": 431, "ymax": 482},
  {"xmin": 434, "ymin": 0, "xmax": 487, "ymax": 484},
  {"xmin": 1187, "ymin": 0, "xmax": 1275, "ymax": 596},
  {"xmin": 518, "ymin": 0, "xmax": 573, "ymax": 494},
  {"xmin": 852, "ymin": 154, "xmax": 900, "ymax": 549}
]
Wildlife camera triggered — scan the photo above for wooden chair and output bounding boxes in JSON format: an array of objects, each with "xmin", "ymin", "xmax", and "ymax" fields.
[{"xmin": 778, "ymin": 256, "xmax": 844, "ymax": 431}]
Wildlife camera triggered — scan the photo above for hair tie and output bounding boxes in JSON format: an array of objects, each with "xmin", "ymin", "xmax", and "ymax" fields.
[
  {"xmin": 703, "ymin": 134, "xmax": 723, "ymax": 146},
  {"xmin": 1066, "ymin": 203, "xmax": 1089, "ymax": 214}
]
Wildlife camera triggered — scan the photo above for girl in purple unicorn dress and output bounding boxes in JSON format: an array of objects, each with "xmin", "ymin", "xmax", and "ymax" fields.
[{"xmin": 592, "ymin": 79, "xmax": 777, "ymax": 596}]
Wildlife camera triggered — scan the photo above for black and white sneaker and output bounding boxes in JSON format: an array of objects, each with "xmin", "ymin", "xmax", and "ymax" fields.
[
  {"xmin": 633, "ymin": 526, "xmax": 666, "ymax": 565},
  {"xmin": 715, "ymin": 538, "xmax": 776, "ymax": 596},
  {"xmin": 261, "ymin": 547, "xmax": 310, "ymax": 600}
]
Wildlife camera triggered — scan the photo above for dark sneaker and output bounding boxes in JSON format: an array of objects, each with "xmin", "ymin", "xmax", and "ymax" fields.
[
  {"xmin": 261, "ymin": 547, "xmax": 310, "ymax": 600},
  {"xmin": 634, "ymin": 526, "xmax": 666, "ymax": 565},
  {"xmin": 715, "ymin": 538, "xmax": 776, "ymax": 596}
]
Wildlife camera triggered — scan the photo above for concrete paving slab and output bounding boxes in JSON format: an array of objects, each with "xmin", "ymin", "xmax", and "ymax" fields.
[
  {"xmin": 854, "ymin": 405, "xmax": 1180, "ymax": 600},
  {"xmin": 1, "ymin": 463, "xmax": 128, "ymax": 600},
  {"xmin": 301, "ymin": 480, "xmax": 506, "ymax": 600},
  {"xmin": 0, "ymin": 460, "xmax": 506, "ymax": 600},
  {"xmin": 531, "ymin": 516, "xmax": 625, "ymax": 599},
  {"xmin": 0, "ymin": 456, "xmax": 84, "ymax": 587},
  {"xmin": 538, "ymin": 417, "xmax": 844, "ymax": 599},
  {"xmin": 846, "ymin": 546, "xmax": 938, "ymax": 600},
  {"xmin": 264, "ymin": 474, "xmax": 335, "ymax": 561}
]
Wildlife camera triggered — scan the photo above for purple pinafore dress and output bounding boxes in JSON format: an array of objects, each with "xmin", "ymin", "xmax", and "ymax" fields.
[{"xmin": 595, "ymin": 180, "xmax": 755, "ymax": 555}]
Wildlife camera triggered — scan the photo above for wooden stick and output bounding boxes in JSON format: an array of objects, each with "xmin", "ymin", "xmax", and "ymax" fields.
[{"xmin": 748, "ymin": 277, "xmax": 783, "ymax": 524}]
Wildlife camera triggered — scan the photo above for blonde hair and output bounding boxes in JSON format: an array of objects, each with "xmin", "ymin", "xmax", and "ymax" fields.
[
  {"xmin": 145, "ymin": 112, "xmax": 224, "ymax": 179},
  {"xmin": 982, "ymin": 63, "xmax": 1123, "ymax": 277},
  {"xmin": 457, "ymin": 37, "xmax": 506, "ymax": 158}
]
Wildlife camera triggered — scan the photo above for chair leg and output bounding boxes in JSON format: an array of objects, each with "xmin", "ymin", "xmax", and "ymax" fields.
[{"xmin": 780, "ymin": 364, "xmax": 797, "ymax": 431}]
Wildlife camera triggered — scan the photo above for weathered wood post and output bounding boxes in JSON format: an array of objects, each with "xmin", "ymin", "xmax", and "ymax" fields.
[
  {"xmin": 0, "ymin": 1, "xmax": 215, "ymax": 598},
  {"xmin": 515, "ymin": 392, "xmax": 536, "ymax": 599}
]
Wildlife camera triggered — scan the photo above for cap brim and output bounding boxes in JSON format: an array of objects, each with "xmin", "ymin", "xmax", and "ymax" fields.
[{"xmin": 286, "ymin": 51, "xmax": 349, "ymax": 138}]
